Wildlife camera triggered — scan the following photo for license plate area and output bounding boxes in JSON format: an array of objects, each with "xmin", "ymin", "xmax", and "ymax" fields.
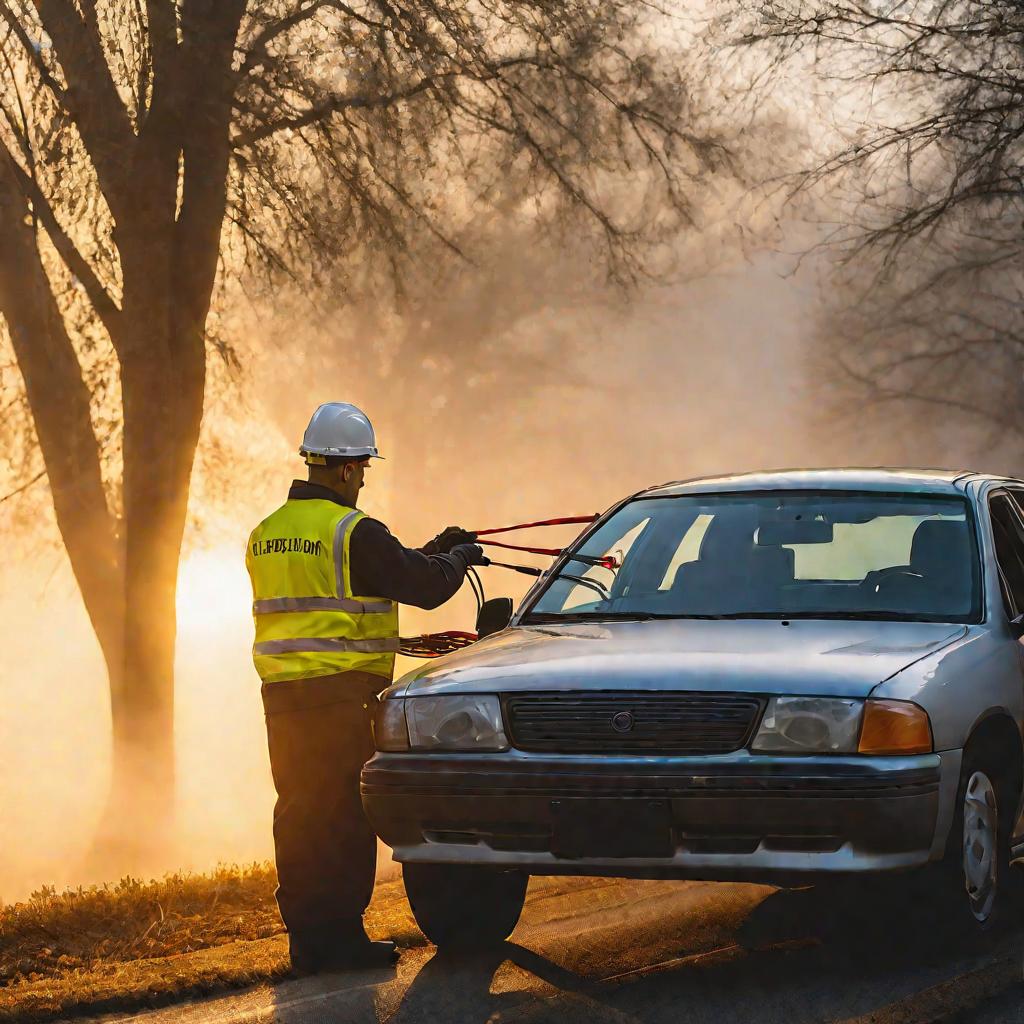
[{"xmin": 550, "ymin": 799, "xmax": 673, "ymax": 859}]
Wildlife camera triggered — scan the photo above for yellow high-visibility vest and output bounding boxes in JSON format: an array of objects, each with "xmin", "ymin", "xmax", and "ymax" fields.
[{"xmin": 245, "ymin": 498, "xmax": 399, "ymax": 685}]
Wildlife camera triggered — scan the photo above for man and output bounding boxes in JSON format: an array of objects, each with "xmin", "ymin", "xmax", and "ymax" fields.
[{"xmin": 245, "ymin": 401, "xmax": 485, "ymax": 972}]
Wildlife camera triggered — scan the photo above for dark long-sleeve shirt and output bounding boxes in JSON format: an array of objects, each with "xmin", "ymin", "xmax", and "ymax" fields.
[{"xmin": 287, "ymin": 481, "xmax": 466, "ymax": 608}]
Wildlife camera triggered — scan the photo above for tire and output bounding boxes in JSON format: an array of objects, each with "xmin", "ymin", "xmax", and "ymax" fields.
[
  {"xmin": 815, "ymin": 748, "xmax": 1020, "ymax": 953},
  {"xmin": 402, "ymin": 863, "xmax": 528, "ymax": 950},
  {"xmin": 938, "ymin": 746, "xmax": 1017, "ymax": 936}
]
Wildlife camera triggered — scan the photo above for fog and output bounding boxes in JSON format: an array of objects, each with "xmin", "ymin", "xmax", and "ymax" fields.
[{"xmin": 0, "ymin": 246, "xmax": 999, "ymax": 904}]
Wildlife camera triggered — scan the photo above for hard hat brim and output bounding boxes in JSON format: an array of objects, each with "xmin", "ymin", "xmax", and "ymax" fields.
[{"xmin": 300, "ymin": 446, "xmax": 384, "ymax": 460}]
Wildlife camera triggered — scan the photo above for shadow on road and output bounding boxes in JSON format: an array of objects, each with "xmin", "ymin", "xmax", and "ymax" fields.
[
  {"xmin": 260, "ymin": 883, "xmax": 1020, "ymax": 1023},
  {"xmin": 381, "ymin": 886, "xmax": 1019, "ymax": 1024},
  {"xmin": 386, "ymin": 942, "xmax": 597, "ymax": 1023},
  {"xmin": 740, "ymin": 882, "xmax": 994, "ymax": 967}
]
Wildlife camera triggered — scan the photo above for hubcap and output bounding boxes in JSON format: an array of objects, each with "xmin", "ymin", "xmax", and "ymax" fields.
[{"xmin": 962, "ymin": 770, "xmax": 999, "ymax": 924}]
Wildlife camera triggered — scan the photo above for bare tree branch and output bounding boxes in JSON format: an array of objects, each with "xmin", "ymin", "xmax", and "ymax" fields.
[
  {"xmin": 32, "ymin": 0, "xmax": 136, "ymax": 204},
  {"xmin": 0, "ymin": 468, "xmax": 44, "ymax": 503},
  {"xmin": 237, "ymin": 0, "xmax": 336, "ymax": 77},
  {"xmin": 233, "ymin": 68, "xmax": 463, "ymax": 146},
  {"xmin": 6, "ymin": 154, "xmax": 121, "ymax": 333},
  {"xmin": 0, "ymin": 1, "xmax": 67, "ymax": 103},
  {"xmin": 733, "ymin": 0, "xmax": 1024, "ymax": 448}
]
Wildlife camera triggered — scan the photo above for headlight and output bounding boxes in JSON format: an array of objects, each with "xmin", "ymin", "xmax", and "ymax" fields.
[
  {"xmin": 375, "ymin": 698, "xmax": 410, "ymax": 751},
  {"xmin": 406, "ymin": 695, "xmax": 508, "ymax": 751},
  {"xmin": 751, "ymin": 697, "xmax": 933, "ymax": 754},
  {"xmin": 752, "ymin": 696, "xmax": 863, "ymax": 753}
]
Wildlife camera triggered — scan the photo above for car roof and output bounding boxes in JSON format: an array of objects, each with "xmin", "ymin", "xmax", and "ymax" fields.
[{"xmin": 641, "ymin": 468, "xmax": 1024, "ymax": 498}]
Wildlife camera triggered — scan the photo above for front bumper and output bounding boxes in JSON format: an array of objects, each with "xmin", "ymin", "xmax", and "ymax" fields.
[{"xmin": 361, "ymin": 750, "xmax": 957, "ymax": 883}]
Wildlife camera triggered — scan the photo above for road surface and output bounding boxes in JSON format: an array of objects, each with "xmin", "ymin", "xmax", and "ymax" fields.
[{"xmin": 103, "ymin": 876, "xmax": 1022, "ymax": 1024}]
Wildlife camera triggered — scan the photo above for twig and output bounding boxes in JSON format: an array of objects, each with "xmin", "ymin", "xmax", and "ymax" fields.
[{"xmin": 0, "ymin": 469, "xmax": 44, "ymax": 503}]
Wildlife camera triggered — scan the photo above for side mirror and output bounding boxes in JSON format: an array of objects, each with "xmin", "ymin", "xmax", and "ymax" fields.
[{"xmin": 476, "ymin": 597, "xmax": 513, "ymax": 639}]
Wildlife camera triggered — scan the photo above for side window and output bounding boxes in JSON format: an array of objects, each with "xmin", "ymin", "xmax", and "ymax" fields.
[
  {"xmin": 1008, "ymin": 488, "xmax": 1024, "ymax": 520},
  {"xmin": 988, "ymin": 494, "xmax": 1024, "ymax": 617}
]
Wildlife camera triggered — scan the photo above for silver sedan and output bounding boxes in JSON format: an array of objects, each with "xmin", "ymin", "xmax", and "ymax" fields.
[{"xmin": 362, "ymin": 469, "xmax": 1024, "ymax": 948}]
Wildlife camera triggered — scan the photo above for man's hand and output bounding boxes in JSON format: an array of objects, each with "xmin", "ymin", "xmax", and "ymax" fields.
[
  {"xmin": 449, "ymin": 543, "xmax": 488, "ymax": 569},
  {"xmin": 423, "ymin": 526, "xmax": 477, "ymax": 556}
]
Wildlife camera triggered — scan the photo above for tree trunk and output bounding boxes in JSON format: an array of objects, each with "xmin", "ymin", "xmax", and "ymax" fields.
[
  {"xmin": 87, "ymin": 343, "xmax": 204, "ymax": 871},
  {"xmin": 0, "ymin": 156, "xmax": 124, "ymax": 669},
  {"xmin": 89, "ymin": 1, "xmax": 238, "ymax": 866},
  {"xmin": 95, "ymin": 173, "xmax": 208, "ymax": 858}
]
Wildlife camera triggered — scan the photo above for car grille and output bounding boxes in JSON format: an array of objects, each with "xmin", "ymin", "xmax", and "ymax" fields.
[{"xmin": 504, "ymin": 692, "xmax": 764, "ymax": 755}]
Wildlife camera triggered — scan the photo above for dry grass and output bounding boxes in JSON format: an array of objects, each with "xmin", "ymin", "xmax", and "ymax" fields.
[
  {"xmin": 0, "ymin": 864, "xmax": 283, "ymax": 983},
  {"xmin": 1, "ymin": 936, "xmax": 292, "ymax": 1023},
  {"xmin": 0, "ymin": 863, "xmax": 422, "ymax": 1023}
]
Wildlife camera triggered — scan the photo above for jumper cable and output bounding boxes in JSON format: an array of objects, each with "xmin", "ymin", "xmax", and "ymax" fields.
[
  {"xmin": 480, "ymin": 540, "xmax": 618, "ymax": 570},
  {"xmin": 399, "ymin": 630, "xmax": 477, "ymax": 658},
  {"xmin": 398, "ymin": 566, "xmax": 487, "ymax": 658},
  {"xmin": 485, "ymin": 559, "xmax": 542, "ymax": 577},
  {"xmin": 473, "ymin": 513, "xmax": 618, "ymax": 571},
  {"xmin": 474, "ymin": 515, "xmax": 599, "ymax": 536}
]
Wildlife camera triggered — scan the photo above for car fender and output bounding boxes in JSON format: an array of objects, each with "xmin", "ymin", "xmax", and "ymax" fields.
[
  {"xmin": 870, "ymin": 626, "xmax": 1021, "ymax": 752},
  {"xmin": 874, "ymin": 629, "xmax": 1024, "ymax": 857}
]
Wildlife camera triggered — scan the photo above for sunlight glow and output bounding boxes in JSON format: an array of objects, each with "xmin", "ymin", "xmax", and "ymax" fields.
[{"xmin": 176, "ymin": 547, "xmax": 254, "ymax": 636}]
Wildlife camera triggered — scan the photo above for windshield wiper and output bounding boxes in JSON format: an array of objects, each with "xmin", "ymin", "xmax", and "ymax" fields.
[
  {"xmin": 666, "ymin": 611, "xmax": 957, "ymax": 622},
  {"xmin": 750, "ymin": 610, "xmax": 955, "ymax": 622},
  {"xmin": 484, "ymin": 559, "xmax": 612, "ymax": 600},
  {"xmin": 522, "ymin": 610, "xmax": 682, "ymax": 623},
  {"xmin": 543, "ymin": 570, "xmax": 611, "ymax": 601}
]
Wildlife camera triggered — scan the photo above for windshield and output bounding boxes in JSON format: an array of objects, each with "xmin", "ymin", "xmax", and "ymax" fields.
[{"xmin": 524, "ymin": 491, "xmax": 981, "ymax": 623}]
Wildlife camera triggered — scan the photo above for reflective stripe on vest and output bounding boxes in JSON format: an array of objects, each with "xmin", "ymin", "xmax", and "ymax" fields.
[
  {"xmin": 334, "ymin": 509, "xmax": 359, "ymax": 595},
  {"xmin": 253, "ymin": 637, "xmax": 401, "ymax": 655},
  {"xmin": 252, "ymin": 597, "xmax": 394, "ymax": 615},
  {"xmin": 245, "ymin": 499, "xmax": 399, "ymax": 685}
]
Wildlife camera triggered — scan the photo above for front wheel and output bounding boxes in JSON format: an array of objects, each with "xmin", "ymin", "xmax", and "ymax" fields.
[
  {"xmin": 821, "ymin": 753, "xmax": 1020, "ymax": 951},
  {"xmin": 402, "ymin": 863, "xmax": 528, "ymax": 950},
  {"xmin": 937, "ymin": 749, "xmax": 1019, "ymax": 937},
  {"xmin": 960, "ymin": 768, "xmax": 1003, "ymax": 926}
]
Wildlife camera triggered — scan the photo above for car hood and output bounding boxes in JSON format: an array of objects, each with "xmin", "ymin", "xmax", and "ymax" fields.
[{"xmin": 393, "ymin": 619, "xmax": 968, "ymax": 698}]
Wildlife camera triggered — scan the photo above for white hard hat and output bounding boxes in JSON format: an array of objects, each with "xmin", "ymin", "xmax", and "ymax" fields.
[{"xmin": 299, "ymin": 402, "xmax": 384, "ymax": 462}]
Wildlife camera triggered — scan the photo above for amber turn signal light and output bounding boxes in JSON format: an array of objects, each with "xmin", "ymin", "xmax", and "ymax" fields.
[{"xmin": 858, "ymin": 699, "xmax": 932, "ymax": 755}]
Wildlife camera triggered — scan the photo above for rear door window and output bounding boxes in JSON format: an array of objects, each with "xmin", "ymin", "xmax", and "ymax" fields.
[{"xmin": 988, "ymin": 493, "xmax": 1024, "ymax": 618}]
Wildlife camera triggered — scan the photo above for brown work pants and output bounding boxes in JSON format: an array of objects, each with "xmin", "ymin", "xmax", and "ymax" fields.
[{"xmin": 262, "ymin": 674, "xmax": 380, "ymax": 954}]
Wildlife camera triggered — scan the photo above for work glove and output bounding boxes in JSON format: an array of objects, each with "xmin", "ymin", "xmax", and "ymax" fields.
[
  {"xmin": 449, "ymin": 543, "xmax": 488, "ymax": 569},
  {"xmin": 422, "ymin": 526, "xmax": 477, "ymax": 556}
]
